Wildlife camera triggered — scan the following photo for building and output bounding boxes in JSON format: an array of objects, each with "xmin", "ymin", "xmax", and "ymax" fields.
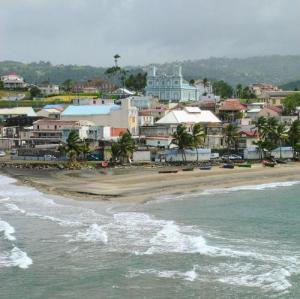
[
  {"xmin": 250, "ymin": 83, "xmax": 281, "ymax": 97},
  {"xmin": 0, "ymin": 107, "xmax": 37, "ymax": 121},
  {"xmin": 140, "ymin": 107, "xmax": 221, "ymax": 148},
  {"xmin": 258, "ymin": 91, "xmax": 299, "ymax": 105},
  {"xmin": 72, "ymin": 98, "xmax": 115, "ymax": 105},
  {"xmin": 1, "ymin": 73, "xmax": 27, "ymax": 89},
  {"xmin": 218, "ymin": 99, "xmax": 246, "ymax": 122},
  {"xmin": 194, "ymin": 80, "xmax": 213, "ymax": 95},
  {"xmin": 38, "ymin": 84, "xmax": 60, "ymax": 96},
  {"xmin": 145, "ymin": 66, "xmax": 202, "ymax": 102},
  {"xmin": 37, "ymin": 108, "xmax": 62, "ymax": 120},
  {"xmin": 72, "ymin": 79, "xmax": 116, "ymax": 93},
  {"xmin": 61, "ymin": 98, "xmax": 138, "ymax": 135}
]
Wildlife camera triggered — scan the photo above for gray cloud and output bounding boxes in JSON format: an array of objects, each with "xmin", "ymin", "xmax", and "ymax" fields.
[{"xmin": 1, "ymin": 0, "xmax": 300, "ymax": 66}]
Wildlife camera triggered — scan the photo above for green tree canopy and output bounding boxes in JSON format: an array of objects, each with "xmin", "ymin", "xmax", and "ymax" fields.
[
  {"xmin": 212, "ymin": 80, "xmax": 233, "ymax": 98},
  {"xmin": 283, "ymin": 93, "xmax": 300, "ymax": 115}
]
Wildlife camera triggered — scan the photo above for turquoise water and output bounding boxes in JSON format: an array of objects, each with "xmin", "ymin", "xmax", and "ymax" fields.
[{"xmin": 0, "ymin": 175, "xmax": 300, "ymax": 298}]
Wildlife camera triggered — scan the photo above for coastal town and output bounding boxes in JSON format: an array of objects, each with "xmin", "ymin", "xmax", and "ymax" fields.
[{"xmin": 1, "ymin": 62, "xmax": 300, "ymax": 169}]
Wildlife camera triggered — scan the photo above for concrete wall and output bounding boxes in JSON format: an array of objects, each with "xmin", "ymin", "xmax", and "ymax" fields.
[
  {"xmin": 164, "ymin": 148, "xmax": 211, "ymax": 162},
  {"xmin": 133, "ymin": 151, "xmax": 151, "ymax": 162}
]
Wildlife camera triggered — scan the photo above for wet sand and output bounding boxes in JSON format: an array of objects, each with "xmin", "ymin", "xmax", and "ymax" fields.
[{"xmin": 1, "ymin": 163, "xmax": 300, "ymax": 203}]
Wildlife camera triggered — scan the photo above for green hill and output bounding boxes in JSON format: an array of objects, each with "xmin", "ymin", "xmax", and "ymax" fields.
[
  {"xmin": 1, "ymin": 55, "xmax": 300, "ymax": 86},
  {"xmin": 280, "ymin": 80, "xmax": 300, "ymax": 90}
]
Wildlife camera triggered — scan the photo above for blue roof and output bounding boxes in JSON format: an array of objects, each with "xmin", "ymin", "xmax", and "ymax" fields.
[
  {"xmin": 61, "ymin": 104, "xmax": 120, "ymax": 116},
  {"xmin": 44, "ymin": 104, "xmax": 65, "ymax": 109}
]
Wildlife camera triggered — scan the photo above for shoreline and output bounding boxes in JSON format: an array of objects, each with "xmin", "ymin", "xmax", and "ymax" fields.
[{"xmin": 1, "ymin": 162, "xmax": 300, "ymax": 203}]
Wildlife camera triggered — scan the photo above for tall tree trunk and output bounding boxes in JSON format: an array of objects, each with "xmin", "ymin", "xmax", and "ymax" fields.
[{"xmin": 196, "ymin": 147, "xmax": 199, "ymax": 164}]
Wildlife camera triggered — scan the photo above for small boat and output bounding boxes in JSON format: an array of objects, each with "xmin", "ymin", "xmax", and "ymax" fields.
[
  {"xmin": 182, "ymin": 167, "xmax": 194, "ymax": 172},
  {"xmin": 199, "ymin": 165, "xmax": 212, "ymax": 170},
  {"xmin": 276, "ymin": 159, "xmax": 287, "ymax": 164},
  {"xmin": 237, "ymin": 163, "xmax": 252, "ymax": 168},
  {"xmin": 223, "ymin": 163, "xmax": 234, "ymax": 169},
  {"xmin": 263, "ymin": 160, "xmax": 276, "ymax": 167},
  {"xmin": 158, "ymin": 169, "xmax": 179, "ymax": 174}
]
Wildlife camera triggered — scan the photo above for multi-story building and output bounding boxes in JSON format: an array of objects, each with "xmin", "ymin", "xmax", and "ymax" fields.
[
  {"xmin": 38, "ymin": 84, "xmax": 60, "ymax": 96},
  {"xmin": 1, "ymin": 73, "xmax": 27, "ymax": 89},
  {"xmin": 145, "ymin": 66, "xmax": 202, "ymax": 102},
  {"xmin": 61, "ymin": 98, "xmax": 138, "ymax": 135}
]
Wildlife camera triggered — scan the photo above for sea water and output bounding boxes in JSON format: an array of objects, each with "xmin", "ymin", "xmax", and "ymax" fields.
[{"xmin": 0, "ymin": 174, "xmax": 299, "ymax": 298}]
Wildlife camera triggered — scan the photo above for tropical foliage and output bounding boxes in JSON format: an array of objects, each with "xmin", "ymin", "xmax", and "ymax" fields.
[
  {"xmin": 224, "ymin": 124, "xmax": 239, "ymax": 156},
  {"xmin": 171, "ymin": 123, "xmax": 206, "ymax": 163},
  {"xmin": 110, "ymin": 131, "xmax": 136, "ymax": 164}
]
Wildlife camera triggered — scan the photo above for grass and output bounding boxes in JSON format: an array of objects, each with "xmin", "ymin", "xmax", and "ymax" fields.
[{"xmin": 0, "ymin": 90, "xmax": 30, "ymax": 99}]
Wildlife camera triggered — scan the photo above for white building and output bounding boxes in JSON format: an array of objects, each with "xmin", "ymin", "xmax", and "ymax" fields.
[
  {"xmin": 1, "ymin": 73, "xmax": 27, "ymax": 89},
  {"xmin": 38, "ymin": 84, "xmax": 60, "ymax": 96},
  {"xmin": 61, "ymin": 98, "xmax": 138, "ymax": 135},
  {"xmin": 145, "ymin": 66, "xmax": 202, "ymax": 102},
  {"xmin": 0, "ymin": 107, "xmax": 37, "ymax": 121}
]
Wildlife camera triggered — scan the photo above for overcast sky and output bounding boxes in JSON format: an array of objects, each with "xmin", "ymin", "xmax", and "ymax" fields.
[{"xmin": 1, "ymin": 0, "xmax": 300, "ymax": 67}]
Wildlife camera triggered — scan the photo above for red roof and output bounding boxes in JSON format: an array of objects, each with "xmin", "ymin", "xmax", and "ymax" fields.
[
  {"xmin": 266, "ymin": 105, "xmax": 283, "ymax": 113},
  {"xmin": 219, "ymin": 99, "xmax": 246, "ymax": 111},
  {"xmin": 239, "ymin": 130, "xmax": 258, "ymax": 137}
]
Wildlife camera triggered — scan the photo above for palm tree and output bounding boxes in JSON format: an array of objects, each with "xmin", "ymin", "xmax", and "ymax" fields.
[
  {"xmin": 191, "ymin": 123, "xmax": 206, "ymax": 164},
  {"xmin": 224, "ymin": 124, "xmax": 239, "ymax": 156},
  {"xmin": 288, "ymin": 120, "xmax": 300, "ymax": 158},
  {"xmin": 114, "ymin": 54, "xmax": 121, "ymax": 67},
  {"xmin": 275, "ymin": 123, "xmax": 288, "ymax": 159},
  {"xmin": 171, "ymin": 124, "xmax": 192, "ymax": 163},
  {"xmin": 61, "ymin": 130, "xmax": 82, "ymax": 163},
  {"xmin": 80, "ymin": 140, "xmax": 91, "ymax": 161},
  {"xmin": 110, "ymin": 142, "xmax": 121, "ymax": 164},
  {"xmin": 118, "ymin": 131, "xmax": 135, "ymax": 164}
]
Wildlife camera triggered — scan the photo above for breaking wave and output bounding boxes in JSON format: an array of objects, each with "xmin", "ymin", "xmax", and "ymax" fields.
[{"xmin": 0, "ymin": 247, "xmax": 32, "ymax": 269}]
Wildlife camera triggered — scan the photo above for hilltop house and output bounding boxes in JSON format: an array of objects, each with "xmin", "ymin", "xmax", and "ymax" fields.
[{"xmin": 1, "ymin": 73, "xmax": 27, "ymax": 89}]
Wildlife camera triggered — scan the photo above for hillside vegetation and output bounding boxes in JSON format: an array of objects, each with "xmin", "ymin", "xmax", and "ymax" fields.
[{"xmin": 1, "ymin": 55, "xmax": 300, "ymax": 86}]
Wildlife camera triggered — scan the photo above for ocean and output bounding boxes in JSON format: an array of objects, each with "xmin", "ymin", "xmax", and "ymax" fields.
[{"xmin": 0, "ymin": 174, "xmax": 300, "ymax": 299}]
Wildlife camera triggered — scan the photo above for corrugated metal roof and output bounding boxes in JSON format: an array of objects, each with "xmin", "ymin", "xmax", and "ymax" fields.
[
  {"xmin": 0, "ymin": 107, "xmax": 37, "ymax": 116},
  {"xmin": 61, "ymin": 104, "xmax": 120, "ymax": 116}
]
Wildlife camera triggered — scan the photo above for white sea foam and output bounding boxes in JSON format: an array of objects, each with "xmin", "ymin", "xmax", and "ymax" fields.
[
  {"xmin": 73, "ymin": 224, "xmax": 108, "ymax": 243},
  {"xmin": 0, "ymin": 247, "xmax": 32, "ymax": 269},
  {"xmin": 150, "ymin": 181, "xmax": 300, "ymax": 204},
  {"xmin": 0, "ymin": 218, "xmax": 16, "ymax": 241},
  {"xmin": 128, "ymin": 266, "xmax": 199, "ymax": 282},
  {"xmin": 5, "ymin": 203, "xmax": 26, "ymax": 214}
]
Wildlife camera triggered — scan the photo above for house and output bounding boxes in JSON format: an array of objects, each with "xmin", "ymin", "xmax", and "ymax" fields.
[
  {"xmin": 1, "ymin": 73, "xmax": 27, "ymax": 89},
  {"xmin": 218, "ymin": 99, "xmax": 246, "ymax": 122},
  {"xmin": 238, "ymin": 130, "xmax": 258, "ymax": 150},
  {"xmin": 257, "ymin": 106, "xmax": 282, "ymax": 119},
  {"xmin": 145, "ymin": 66, "xmax": 202, "ymax": 102},
  {"xmin": 61, "ymin": 98, "xmax": 138, "ymax": 135},
  {"xmin": 37, "ymin": 108, "xmax": 61, "ymax": 119},
  {"xmin": 140, "ymin": 107, "xmax": 221, "ymax": 148},
  {"xmin": 72, "ymin": 79, "xmax": 116, "ymax": 93},
  {"xmin": 129, "ymin": 96, "xmax": 157, "ymax": 110},
  {"xmin": 110, "ymin": 88, "xmax": 135, "ymax": 99},
  {"xmin": 194, "ymin": 80, "xmax": 213, "ymax": 95},
  {"xmin": 138, "ymin": 111, "xmax": 154, "ymax": 127},
  {"xmin": 0, "ymin": 107, "xmax": 37, "ymax": 121},
  {"xmin": 259, "ymin": 91, "xmax": 300, "ymax": 105},
  {"xmin": 38, "ymin": 84, "xmax": 60, "ymax": 96},
  {"xmin": 250, "ymin": 83, "xmax": 281, "ymax": 97},
  {"xmin": 72, "ymin": 98, "xmax": 115, "ymax": 105}
]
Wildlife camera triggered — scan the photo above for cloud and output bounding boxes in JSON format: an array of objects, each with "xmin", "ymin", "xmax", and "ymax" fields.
[{"xmin": 1, "ymin": 0, "xmax": 300, "ymax": 66}]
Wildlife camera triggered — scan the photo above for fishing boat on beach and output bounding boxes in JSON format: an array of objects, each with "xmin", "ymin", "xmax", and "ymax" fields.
[
  {"xmin": 158, "ymin": 169, "xmax": 179, "ymax": 174},
  {"xmin": 182, "ymin": 167, "xmax": 194, "ymax": 172},
  {"xmin": 263, "ymin": 160, "xmax": 276, "ymax": 167},
  {"xmin": 223, "ymin": 163, "xmax": 234, "ymax": 169},
  {"xmin": 199, "ymin": 165, "xmax": 212, "ymax": 170}
]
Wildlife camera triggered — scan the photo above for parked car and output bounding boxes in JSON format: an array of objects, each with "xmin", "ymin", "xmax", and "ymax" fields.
[
  {"xmin": 222, "ymin": 154, "xmax": 243, "ymax": 161},
  {"xmin": 87, "ymin": 154, "xmax": 100, "ymax": 161},
  {"xmin": 10, "ymin": 149, "xmax": 18, "ymax": 155},
  {"xmin": 0, "ymin": 151, "xmax": 6, "ymax": 157},
  {"xmin": 44, "ymin": 154, "xmax": 56, "ymax": 160}
]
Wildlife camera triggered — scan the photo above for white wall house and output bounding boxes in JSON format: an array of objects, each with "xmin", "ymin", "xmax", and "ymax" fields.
[
  {"xmin": 1, "ymin": 73, "xmax": 27, "ymax": 89},
  {"xmin": 38, "ymin": 84, "xmax": 60, "ymax": 96}
]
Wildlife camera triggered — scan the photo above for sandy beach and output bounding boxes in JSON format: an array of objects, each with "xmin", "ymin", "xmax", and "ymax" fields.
[{"xmin": 1, "ymin": 162, "xmax": 300, "ymax": 203}]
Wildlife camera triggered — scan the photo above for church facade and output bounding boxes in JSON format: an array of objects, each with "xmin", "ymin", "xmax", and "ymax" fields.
[{"xmin": 145, "ymin": 66, "xmax": 201, "ymax": 102}]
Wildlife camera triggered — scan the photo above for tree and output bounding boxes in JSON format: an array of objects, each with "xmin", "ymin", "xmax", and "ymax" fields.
[
  {"xmin": 189, "ymin": 79, "xmax": 195, "ymax": 85},
  {"xmin": 118, "ymin": 131, "xmax": 136, "ymax": 163},
  {"xmin": 288, "ymin": 120, "xmax": 300, "ymax": 157},
  {"xmin": 171, "ymin": 124, "xmax": 193, "ymax": 163},
  {"xmin": 275, "ymin": 123, "xmax": 288, "ymax": 159},
  {"xmin": 224, "ymin": 124, "xmax": 239, "ymax": 156},
  {"xmin": 110, "ymin": 142, "xmax": 121, "ymax": 164},
  {"xmin": 191, "ymin": 123, "xmax": 206, "ymax": 163},
  {"xmin": 125, "ymin": 72, "xmax": 147, "ymax": 91},
  {"xmin": 236, "ymin": 84, "xmax": 243, "ymax": 98},
  {"xmin": 61, "ymin": 130, "xmax": 82, "ymax": 164},
  {"xmin": 80, "ymin": 140, "xmax": 91, "ymax": 161},
  {"xmin": 29, "ymin": 86, "xmax": 41, "ymax": 98},
  {"xmin": 0, "ymin": 80, "xmax": 4, "ymax": 90},
  {"xmin": 114, "ymin": 54, "xmax": 121, "ymax": 67},
  {"xmin": 62, "ymin": 79, "xmax": 74, "ymax": 92},
  {"xmin": 283, "ymin": 93, "xmax": 300, "ymax": 115},
  {"xmin": 212, "ymin": 80, "xmax": 233, "ymax": 98}
]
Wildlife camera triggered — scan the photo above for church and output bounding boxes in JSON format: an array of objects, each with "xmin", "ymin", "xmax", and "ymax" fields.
[{"xmin": 145, "ymin": 66, "xmax": 202, "ymax": 102}]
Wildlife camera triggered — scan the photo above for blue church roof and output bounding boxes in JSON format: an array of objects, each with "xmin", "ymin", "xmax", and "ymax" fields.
[{"xmin": 61, "ymin": 104, "xmax": 121, "ymax": 116}]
